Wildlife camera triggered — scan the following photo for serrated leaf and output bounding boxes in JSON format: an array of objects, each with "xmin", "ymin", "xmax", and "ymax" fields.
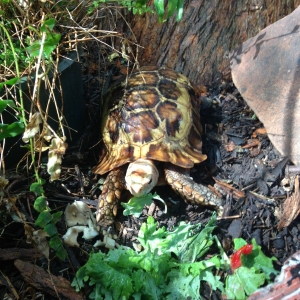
[
  {"xmin": 0, "ymin": 122, "xmax": 24, "ymax": 141},
  {"xmin": 34, "ymin": 196, "xmax": 47, "ymax": 212},
  {"xmin": 86, "ymin": 251, "xmax": 134, "ymax": 299},
  {"xmin": 138, "ymin": 214, "xmax": 216, "ymax": 262},
  {"xmin": 225, "ymin": 267, "xmax": 265, "ymax": 300},
  {"xmin": 242, "ymin": 238, "xmax": 279, "ymax": 281},
  {"xmin": 178, "ymin": 213, "xmax": 216, "ymax": 262},
  {"xmin": 165, "ymin": 271, "xmax": 200, "ymax": 299},
  {"xmin": 121, "ymin": 193, "xmax": 154, "ymax": 217}
]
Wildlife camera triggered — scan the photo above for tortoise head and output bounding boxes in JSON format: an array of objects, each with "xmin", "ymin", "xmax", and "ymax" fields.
[{"xmin": 125, "ymin": 159, "xmax": 159, "ymax": 197}]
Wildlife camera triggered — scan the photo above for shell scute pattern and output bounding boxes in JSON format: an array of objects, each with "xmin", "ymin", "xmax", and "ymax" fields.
[{"xmin": 93, "ymin": 66, "xmax": 207, "ymax": 175}]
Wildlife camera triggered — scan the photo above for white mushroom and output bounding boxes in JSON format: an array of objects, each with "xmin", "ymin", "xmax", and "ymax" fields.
[
  {"xmin": 62, "ymin": 227, "xmax": 81, "ymax": 247},
  {"xmin": 63, "ymin": 201, "xmax": 99, "ymax": 247},
  {"xmin": 64, "ymin": 201, "xmax": 96, "ymax": 227}
]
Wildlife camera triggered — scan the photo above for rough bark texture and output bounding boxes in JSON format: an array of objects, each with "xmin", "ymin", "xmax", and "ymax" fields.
[{"xmin": 129, "ymin": 0, "xmax": 300, "ymax": 85}]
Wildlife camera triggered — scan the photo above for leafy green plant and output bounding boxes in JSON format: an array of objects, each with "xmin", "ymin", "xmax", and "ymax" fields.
[
  {"xmin": 72, "ymin": 214, "xmax": 223, "ymax": 299},
  {"xmin": 88, "ymin": 0, "xmax": 184, "ymax": 21},
  {"xmin": 31, "ymin": 181, "xmax": 67, "ymax": 260},
  {"xmin": 121, "ymin": 192, "xmax": 167, "ymax": 217},
  {"xmin": 225, "ymin": 238, "xmax": 279, "ymax": 300},
  {"xmin": 72, "ymin": 215, "xmax": 279, "ymax": 300}
]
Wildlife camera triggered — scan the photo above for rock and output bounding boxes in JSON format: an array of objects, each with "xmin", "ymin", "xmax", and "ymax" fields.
[{"xmin": 231, "ymin": 6, "xmax": 300, "ymax": 165}]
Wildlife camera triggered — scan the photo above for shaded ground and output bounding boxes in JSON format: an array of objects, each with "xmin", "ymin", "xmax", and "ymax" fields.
[{"xmin": 0, "ymin": 45, "xmax": 299, "ymax": 299}]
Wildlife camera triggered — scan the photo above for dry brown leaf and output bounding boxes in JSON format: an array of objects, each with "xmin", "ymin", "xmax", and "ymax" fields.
[
  {"xmin": 224, "ymin": 140, "xmax": 235, "ymax": 152},
  {"xmin": 242, "ymin": 138, "xmax": 260, "ymax": 148},
  {"xmin": 22, "ymin": 112, "xmax": 42, "ymax": 143},
  {"xmin": 249, "ymin": 142, "xmax": 261, "ymax": 157},
  {"xmin": 47, "ymin": 137, "xmax": 68, "ymax": 181},
  {"xmin": 277, "ymin": 175, "xmax": 300, "ymax": 230},
  {"xmin": 254, "ymin": 127, "xmax": 267, "ymax": 136}
]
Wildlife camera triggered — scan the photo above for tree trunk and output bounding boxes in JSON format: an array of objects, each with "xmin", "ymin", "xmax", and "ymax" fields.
[{"xmin": 128, "ymin": 0, "xmax": 300, "ymax": 85}]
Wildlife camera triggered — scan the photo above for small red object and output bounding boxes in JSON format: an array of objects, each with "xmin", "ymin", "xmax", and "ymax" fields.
[{"xmin": 231, "ymin": 244, "xmax": 253, "ymax": 271}]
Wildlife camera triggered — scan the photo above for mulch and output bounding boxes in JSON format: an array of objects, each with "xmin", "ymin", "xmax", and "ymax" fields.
[{"xmin": 0, "ymin": 45, "xmax": 299, "ymax": 299}]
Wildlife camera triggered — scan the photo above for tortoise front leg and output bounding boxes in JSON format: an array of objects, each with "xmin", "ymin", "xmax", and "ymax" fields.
[
  {"xmin": 96, "ymin": 166, "xmax": 126, "ymax": 225},
  {"xmin": 164, "ymin": 164, "xmax": 224, "ymax": 216}
]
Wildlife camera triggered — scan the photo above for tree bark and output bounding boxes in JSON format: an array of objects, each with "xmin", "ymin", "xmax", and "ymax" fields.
[{"xmin": 129, "ymin": 0, "xmax": 300, "ymax": 85}]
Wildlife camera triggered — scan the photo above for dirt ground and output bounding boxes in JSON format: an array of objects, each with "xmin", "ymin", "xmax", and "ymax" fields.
[{"xmin": 0, "ymin": 45, "xmax": 299, "ymax": 299}]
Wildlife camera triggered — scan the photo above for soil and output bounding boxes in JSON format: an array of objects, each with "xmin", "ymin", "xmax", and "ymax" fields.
[{"xmin": 0, "ymin": 44, "xmax": 299, "ymax": 299}]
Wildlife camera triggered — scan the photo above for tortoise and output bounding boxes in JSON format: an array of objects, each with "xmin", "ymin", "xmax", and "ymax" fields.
[{"xmin": 92, "ymin": 66, "xmax": 223, "ymax": 225}]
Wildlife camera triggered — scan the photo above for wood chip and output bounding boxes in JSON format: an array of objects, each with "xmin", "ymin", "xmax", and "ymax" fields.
[
  {"xmin": 14, "ymin": 259, "xmax": 83, "ymax": 300},
  {"xmin": 277, "ymin": 175, "xmax": 300, "ymax": 230},
  {"xmin": 242, "ymin": 138, "xmax": 260, "ymax": 148}
]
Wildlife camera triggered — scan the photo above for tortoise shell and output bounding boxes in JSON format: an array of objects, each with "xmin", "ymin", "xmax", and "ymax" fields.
[{"xmin": 93, "ymin": 66, "xmax": 207, "ymax": 175}]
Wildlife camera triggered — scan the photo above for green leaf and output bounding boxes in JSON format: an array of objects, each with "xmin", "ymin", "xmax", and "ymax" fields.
[
  {"xmin": 43, "ymin": 33, "xmax": 61, "ymax": 58},
  {"xmin": 86, "ymin": 251, "xmax": 135, "ymax": 299},
  {"xmin": 241, "ymin": 238, "xmax": 279, "ymax": 281},
  {"xmin": 49, "ymin": 235, "xmax": 62, "ymax": 251},
  {"xmin": 52, "ymin": 211, "xmax": 63, "ymax": 224},
  {"xmin": 0, "ymin": 99, "xmax": 15, "ymax": 113},
  {"xmin": 34, "ymin": 196, "xmax": 47, "ymax": 212},
  {"xmin": 121, "ymin": 193, "xmax": 154, "ymax": 217},
  {"xmin": 167, "ymin": 0, "xmax": 177, "ymax": 19},
  {"xmin": 0, "ymin": 77, "xmax": 19, "ymax": 90},
  {"xmin": 41, "ymin": 18, "xmax": 56, "ymax": 32},
  {"xmin": 55, "ymin": 245, "xmax": 68, "ymax": 261},
  {"xmin": 154, "ymin": 0, "xmax": 164, "ymax": 22},
  {"xmin": 233, "ymin": 238, "xmax": 248, "ymax": 250},
  {"xmin": 178, "ymin": 213, "xmax": 216, "ymax": 262},
  {"xmin": 30, "ymin": 182, "xmax": 44, "ymax": 195},
  {"xmin": 176, "ymin": 0, "xmax": 184, "ymax": 21},
  {"xmin": 225, "ymin": 267, "xmax": 265, "ymax": 300},
  {"xmin": 26, "ymin": 34, "xmax": 60, "ymax": 58},
  {"xmin": 0, "ymin": 122, "xmax": 24, "ymax": 141},
  {"xmin": 165, "ymin": 272, "xmax": 201, "ymax": 299},
  {"xmin": 138, "ymin": 214, "xmax": 217, "ymax": 262},
  {"xmin": 35, "ymin": 211, "xmax": 52, "ymax": 228},
  {"xmin": 44, "ymin": 223, "xmax": 57, "ymax": 237}
]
